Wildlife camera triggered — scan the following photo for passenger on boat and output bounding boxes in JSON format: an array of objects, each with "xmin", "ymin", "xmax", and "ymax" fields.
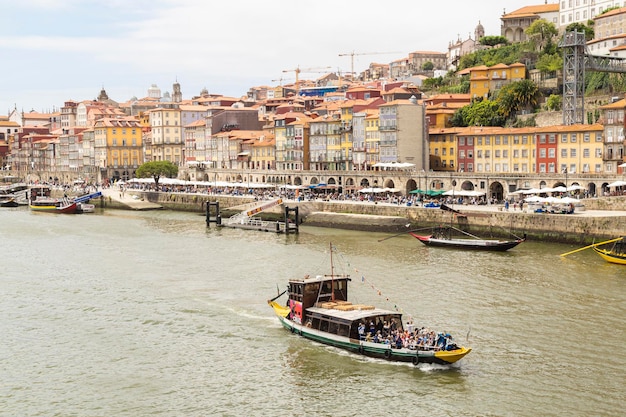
[{"xmin": 358, "ymin": 322, "xmax": 365, "ymax": 341}]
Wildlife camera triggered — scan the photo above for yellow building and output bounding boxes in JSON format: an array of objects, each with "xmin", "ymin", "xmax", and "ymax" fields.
[
  {"xmin": 468, "ymin": 63, "xmax": 527, "ymax": 100},
  {"xmin": 428, "ymin": 128, "xmax": 462, "ymax": 171},
  {"xmin": 434, "ymin": 124, "xmax": 603, "ymax": 176},
  {"xmin": 339, "ymin": 100, "xmax": 356, "ymax": 171},
  {"xmin": 364, "ymin": 110, "xmax": 380, "ymax": 169},
  {"xmin": 538, "ymin": 124, "xmax": 605, "ymax": 174},
  {"xmin": 148, "ymin": 107, "xmax": 183, "ymax": 165},
  {"xmin": 250, "ymin": 134, "xmax": 276, "ymax": 171},
  {"xmin": 93, "ymin": 117, "xmax": 143, "ymax": 182}
]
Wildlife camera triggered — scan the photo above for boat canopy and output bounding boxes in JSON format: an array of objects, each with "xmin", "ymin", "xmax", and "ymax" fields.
[{"xmin": 307, "ymin": 306, "xmax": 401, "ymax": 322}]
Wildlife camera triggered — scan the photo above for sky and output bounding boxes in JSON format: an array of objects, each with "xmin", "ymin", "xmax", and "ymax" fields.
[{"xmin": 1, "ymin": 0, "xmax": 545, "ymax": 115}]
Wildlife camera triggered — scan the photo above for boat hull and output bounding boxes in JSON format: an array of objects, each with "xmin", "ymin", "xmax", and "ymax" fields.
[
  {"xmin": 0, "ymin": 198, "xmax": 19, "ymax": 207},
  {"xmin": 410, "ymin": 233, "xmax": 522, "ymax": 251},
  {"xmin": 273, "ymin": 313, "xmax": 470, "ymax": 366},
  {"xmin": 29, "ymin": 202, "xmax": 78, "ymax": 214},
  {"xmin": 593, "ymin": 247, "xmax": 626, "ymax": 265}
]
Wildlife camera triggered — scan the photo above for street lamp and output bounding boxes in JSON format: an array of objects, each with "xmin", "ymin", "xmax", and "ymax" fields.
[{"xmin": 563, "ymin": 167, "xmax": 568, "ymax": 196}]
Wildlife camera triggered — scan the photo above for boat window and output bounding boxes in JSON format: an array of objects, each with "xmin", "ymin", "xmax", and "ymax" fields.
[
  {"xmin": 320, "ymin": 319, "xmax": 329, "ymax": 332},
  {"xmin": 337, "ymin": 324, "xmax": 349, "ymax": 337},
  {"xmin": 328, "ymin": 322, "xmax": 338, "ymax": 334}
]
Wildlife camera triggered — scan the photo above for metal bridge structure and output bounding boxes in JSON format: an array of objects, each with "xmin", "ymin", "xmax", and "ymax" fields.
[{"xmin": 560, "ymin": 31, "xmax": 626, "ymax": 125}]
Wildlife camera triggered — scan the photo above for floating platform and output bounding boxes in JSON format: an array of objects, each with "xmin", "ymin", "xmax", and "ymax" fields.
[{"xmin": 206, "ymin": 199, "xmax": 298, "ymax": 234}]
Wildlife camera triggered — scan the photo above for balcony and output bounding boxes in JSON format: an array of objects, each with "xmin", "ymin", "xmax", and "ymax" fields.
[{"xmin": 379, "ymin": 125, "xmax": 397, "ymax": 131}]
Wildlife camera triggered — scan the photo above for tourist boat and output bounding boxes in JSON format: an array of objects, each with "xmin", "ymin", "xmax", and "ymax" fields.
[
  {"xmin": 592, "ymin": 238, "xmax": 626, "ymax": 265},
  {"xmin": 267, "ymin": 244, "xmax": 471, "ymax": 365},
  {"xmin": 28, "ymin": 185, "xmax": 78, "ymax": 214},
  {"xmin": 409, "ymin": 226, "xmax": 525, "ymax": 251}
]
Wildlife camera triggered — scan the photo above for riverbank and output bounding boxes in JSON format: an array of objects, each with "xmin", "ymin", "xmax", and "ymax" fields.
[{"xmin": 96, "ymin": 188, "xmax": 626, "ymax": 244}]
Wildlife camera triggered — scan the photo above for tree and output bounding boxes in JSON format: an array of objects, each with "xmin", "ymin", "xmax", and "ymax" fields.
[
  {"xmin": 479, "ymin": 36, "xmax": 509, "ymax": 47},
  {"xmin": 422, "ymin": 61, "xmax": 434, "ymax": 71},
  {"xmin": 535, "ymin": 53, "xmax": 563, "ymax": 73},
  {"xmin": 525, "ymin": 19, "xmax": 559, "ymax": 53},
  {"xmin": 136, "ymin": 161, "xmax": 178, "ymax": 189},
  {"xmin": 497, "ymin": 79, "xmax": 539, "ymax": 119},
  {"xmin": 546, "ymin": 94, "xmax": 562, "ymax": 111},
  {"xmin": 450, "ymin": 100, "xmax": 506, "ymax": 127},
  {"xmin": 565, "ymin": 21, "xmax": 594, "ymax": 41}
]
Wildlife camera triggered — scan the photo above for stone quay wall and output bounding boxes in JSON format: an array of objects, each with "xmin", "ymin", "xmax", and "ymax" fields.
[{"xmin": 115, "ymin": 190, "xmax": 626, "ymax": 244}]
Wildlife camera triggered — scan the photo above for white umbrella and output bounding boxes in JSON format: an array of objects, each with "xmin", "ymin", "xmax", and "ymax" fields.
[
  {"xmin": 522, "ymin": 188, "xmax": 544, "ymax": 194},
  {"xmin": 524, "ymin": 196, "xmax": 545, "ymax": 202},
  {"xmin": 542, "ymin": 196, "xmax": 561, "ymax": 204},
  {"xmin": 443, "ymin": 189, "xmax": 485, "ymax": 196},
  {"xmin": 607, "ymin": 180, "xmax": 626, "ymax": 187},
  {"xmin": 567, "ymin": 185, "xmax": 585, "ymax": 191},
  {"xmin": 556, "ymin": 196, "xmax": 581, "ymax": 204},
  {"xmin": 551, "ymin": 186, "xmax": 567, "ymax": 193},
  {"xmin": 618, "ymin": 162, "xmax": 626, "ymax": 168}
]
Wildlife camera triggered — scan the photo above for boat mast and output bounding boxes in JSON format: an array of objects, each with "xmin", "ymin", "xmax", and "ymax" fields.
[{"xmin": 329, "ymin": 242, "xmax": 335, "ymax": 301}]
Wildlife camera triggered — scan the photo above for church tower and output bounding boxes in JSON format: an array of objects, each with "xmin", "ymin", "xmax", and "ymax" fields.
[
  {"xmin": 475, "ymin": 21, "xmax": 485, "ymax": 41},
  {"xmin": 172, "ymin": 80, "xmax": 182, "ymax": 103}
]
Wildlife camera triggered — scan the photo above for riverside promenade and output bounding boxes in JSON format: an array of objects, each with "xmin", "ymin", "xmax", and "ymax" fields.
[
  {"xmin": 96, "ymin": 186, "xmax": 626, "ymax": 244},
  {"xmin": 100, "ymin": 188, "xmax": 163, "ymax": 210}
]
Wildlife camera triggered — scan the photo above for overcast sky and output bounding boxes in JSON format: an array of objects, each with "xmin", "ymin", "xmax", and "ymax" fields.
[{"xmin": 1, "ymin": 0, "xmax": 546, "ymax": 114}]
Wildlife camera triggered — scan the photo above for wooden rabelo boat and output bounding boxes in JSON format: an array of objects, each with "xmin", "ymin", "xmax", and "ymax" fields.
[
  {"xmin": 268, "ymin": 244, "xmax": 471, "ymax": 366},
  {"xmin": 409, "ymin": 226, "xmax": 525, "ymax": 252},
  {"xmin": 592, "ymin": 238, "xmax": 626, "ymax": 265},
  {"xmin": 28, "ymin": 185, "xmax": 78, "ymax": 214},
  {"xmin": 561, "ymin": 237, "xmax": 626, "ymax": 265}
]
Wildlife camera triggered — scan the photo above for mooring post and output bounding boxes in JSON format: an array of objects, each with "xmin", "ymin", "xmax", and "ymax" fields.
[
  {"xmin": 206, "ymin": 201, "xmax": 221, "ymax": 226},
  {"xmin": 284, "ymin": 206, "xmax": 299, "ymax": 234}
]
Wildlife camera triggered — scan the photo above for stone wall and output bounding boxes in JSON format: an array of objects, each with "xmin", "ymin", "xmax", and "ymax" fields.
[
  {"xmin": 118, "ymin": 190, "xmax": 626, "ymax": 244},
  {"xmin": 300, "ymin": 201, "xmax": 626, "ymax": 244}
]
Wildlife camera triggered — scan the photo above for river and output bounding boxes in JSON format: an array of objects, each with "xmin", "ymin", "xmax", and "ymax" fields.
[{"xmin": 0, "ymin": 207, "xmax": 624, "ymax": 416}]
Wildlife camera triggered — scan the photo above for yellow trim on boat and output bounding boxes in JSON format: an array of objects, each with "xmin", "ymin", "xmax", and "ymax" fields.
[
  {"xmin": 593, "ymin": 248, "xmax": 626, "ymax": 265},
  {"xmin": 434, "ymin": 347, "xmax": 472, "ymax": 364},
  {"xmin": 268, "ymin": 300, "xmax": 290, "ymax": 318}
]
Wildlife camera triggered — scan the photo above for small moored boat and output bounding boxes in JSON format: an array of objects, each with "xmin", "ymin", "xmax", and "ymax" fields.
[
  {"xmin": 560, "ymin": 237, "xmax": 626, "ymax": 265},
  {"xmin": 268, "ymin": 243, "xmax": 471, "ymax": 365},
  {"xmin": 409, "ymin": 226, "xmax": 525, "ymax": 252},
  {"xmin": 0, "ymin": 195, "xmax": 19, "ymax": 207},
  {"xmin": 28, "ymin": 185, "xmax": 78, "ymax": 214},
  {"xmin": 592, "ymin": 238, "xmax": 626, "ymax": 265}
]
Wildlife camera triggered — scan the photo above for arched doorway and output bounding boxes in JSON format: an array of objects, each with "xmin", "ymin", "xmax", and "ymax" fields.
[{"xmin": 489, "ymin": 181, "xmax": 504, "ymax": 202}]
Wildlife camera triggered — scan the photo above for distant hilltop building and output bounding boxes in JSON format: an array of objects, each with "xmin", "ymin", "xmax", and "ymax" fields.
[
  {"xmin": 559, "ymin": 0, "xmax": 620, "ymax": 26},
  {"xmin": 587, "ymin": 7, "xmax": 626, "ymax": 58},
  {"xmin": 501, "ymin": 2, "xmax": 559, "ymax": 43},
  {"xmin": 448, "ymin": 21, "xmax": 486, "ymax": 70},
  {"xmin": 148, "ymin": 84, "xmax": 161, "ymax": 100}
]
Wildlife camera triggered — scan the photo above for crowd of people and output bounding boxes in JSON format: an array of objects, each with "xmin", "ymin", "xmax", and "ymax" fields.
[{"xmin": 358, "ymin": 317, "xmax": 458, "ymax": 351}]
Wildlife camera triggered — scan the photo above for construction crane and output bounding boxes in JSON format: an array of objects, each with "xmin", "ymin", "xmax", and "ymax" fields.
[
  {"xmin": 282, "ymin": 66, "xmax": 332, "ymax": 92},
  {"xmin": 338, "ymin": 51, "xmax": 400, "ymax": 79},
  {"xmin": 271, "ymin": 77, "xmax": 295, "ymax": 86}
]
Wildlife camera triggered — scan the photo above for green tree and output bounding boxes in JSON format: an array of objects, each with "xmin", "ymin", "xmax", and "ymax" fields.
[
  {"xmin": 535, "ymin": 52, "xmax": 563, "ymax": 73},
  {"xmin": 479, "ymin": 35, "xmax": 509, "ymax": 47},
  {"xmin": 565, "ymin": 21, "xmax": 594, "ymax": 41},
  {"xmin": 136, "ymin": 160, "xmax": 178, "ymax": 189},
  {"xmin": 422, "ymin": 76, "xmax": 443, "ymax": 91},
  {"xmin": 497, "ymin": 79, "xmax": 540, "ymax": 119},
  {"xmin": 450, "ymin": 100, "xmax": 506, "ymax": 127},
  {"xmin": 422, "ymin": 61, "xmax": 434, "ymax": 71},
  {"xmin": 546, "ymin": 94, "xmax": 562, "ymax": 111},
  {"xmin": 525, "ymin": 19, "xmax": 559, "ymax": 53}
]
